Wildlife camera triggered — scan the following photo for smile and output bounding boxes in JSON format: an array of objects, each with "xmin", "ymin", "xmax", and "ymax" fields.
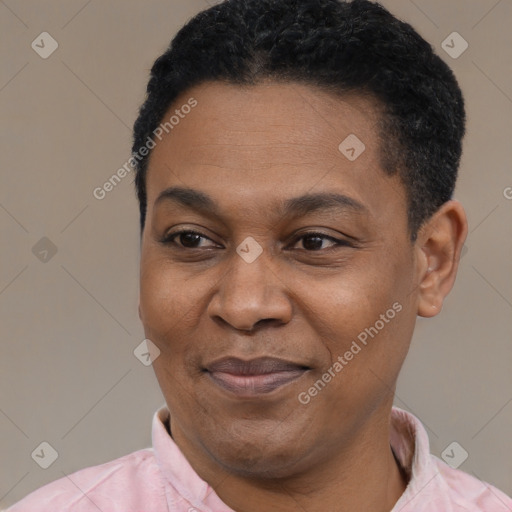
[{"xmin": 205, "ymin": 357, "xmax": 310, "ymax": 397}]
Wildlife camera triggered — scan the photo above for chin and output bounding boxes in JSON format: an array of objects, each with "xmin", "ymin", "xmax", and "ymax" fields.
[{"xmin": 206, "ymin": 424, "xmax": 314, "ymax": 480}]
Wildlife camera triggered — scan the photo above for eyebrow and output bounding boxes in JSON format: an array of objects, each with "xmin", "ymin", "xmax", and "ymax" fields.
[{"xmin": 154, "ymin": 186, "xmax": 368, "ymax": 219}]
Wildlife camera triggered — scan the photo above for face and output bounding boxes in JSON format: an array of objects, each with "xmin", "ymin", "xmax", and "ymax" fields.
[{"xmin": 139, "ymin": 81, "xmax": 421, "ymax": 479}]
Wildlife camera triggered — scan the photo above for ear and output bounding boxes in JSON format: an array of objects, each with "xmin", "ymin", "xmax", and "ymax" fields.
[{"xmin": 415, "ymin": 200, "xmax": 468, "ymax": 318}]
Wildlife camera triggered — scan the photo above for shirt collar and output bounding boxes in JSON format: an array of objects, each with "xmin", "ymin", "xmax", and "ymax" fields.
[
  {"xmin": 389, "ymin": 407, "xmax": 454, "ymax": 511},
  {"xmin": 152, "ymin": 404, "xmax": 443, "ymax": 511},
  {"xmin": 152, "ymin": 405, "xmax": 210, "ymax": 508}
]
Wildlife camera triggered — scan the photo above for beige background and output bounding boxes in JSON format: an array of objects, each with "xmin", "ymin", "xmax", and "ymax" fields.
[{"xmin": 1, "ymin": 0, "xmax": 511, "ymax": 507}]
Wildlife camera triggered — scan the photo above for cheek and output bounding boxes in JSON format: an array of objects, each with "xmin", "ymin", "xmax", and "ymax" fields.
[
  {"xmin": 139, "ymin": 257, "xmax": 199, "ymax": 344},
  {"xmin": 139, "ymin": 261, "xmax": 201, "ymax": 399},
  {"xmin": 303, "ymin": 249, "xmax": 414, "ymax": 368}
]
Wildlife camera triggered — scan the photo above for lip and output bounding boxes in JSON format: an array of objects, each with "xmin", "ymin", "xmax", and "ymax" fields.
[{"xmin": 205, "ymin": 357, "xmax": 310, "ymax": 397}]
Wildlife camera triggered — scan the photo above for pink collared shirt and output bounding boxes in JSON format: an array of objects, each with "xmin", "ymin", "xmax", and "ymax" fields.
[{"xmin": 6, "ymin": 406, "xmax": 512, "ymax": 511}]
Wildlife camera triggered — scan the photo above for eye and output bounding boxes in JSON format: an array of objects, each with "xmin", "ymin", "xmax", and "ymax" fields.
[
  {"xmin": 160, "ymin": 229, "xmax": 352, "ymax": 252},
  {"xmin": 160, "ymin": 229, "xmax": 220, "ymax": 249},
  {"xmin": 290, "ymin": 232, "xmax": 352, "ymax": 251}
]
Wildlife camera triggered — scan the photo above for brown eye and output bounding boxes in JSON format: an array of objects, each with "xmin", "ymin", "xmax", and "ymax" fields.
[
  {"xmin": 302, "ymin": 235, "xmax": 327, "ymax": 251},
  {"xmin": 161, "ymin": 230, "xmax": 218, "ymax": 249},
  {"xmin": 179, "ymin": 232, "xmax": 203, "ymax": 248},
  {"xmin": 291, "ymin": 232, "xmax": 352, "ymax": 251}
]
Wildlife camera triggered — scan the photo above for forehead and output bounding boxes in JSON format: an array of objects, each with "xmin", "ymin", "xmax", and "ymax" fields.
[
  {"xmin": 144, "ymin": 81, "xmax": 406, "ymax": 226},
  {"xmin": 149, "ymin": 81, "xmax": 382, "ymax": 167}
]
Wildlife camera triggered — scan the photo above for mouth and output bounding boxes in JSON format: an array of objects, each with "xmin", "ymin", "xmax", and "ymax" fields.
[{"xmin": 204, "ymin": 357, "xmax": 310, "ymax": 397}]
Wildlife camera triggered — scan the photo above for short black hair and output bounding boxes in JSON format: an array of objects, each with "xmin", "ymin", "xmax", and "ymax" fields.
[{"xmin": 132, "ymin": 0, "xmax": 465, "ymax": 240}]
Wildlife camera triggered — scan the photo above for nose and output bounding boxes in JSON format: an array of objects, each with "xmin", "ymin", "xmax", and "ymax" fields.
[{"xmin": 207, "ymin": 248, "xmax": 293, "ymax": 332}]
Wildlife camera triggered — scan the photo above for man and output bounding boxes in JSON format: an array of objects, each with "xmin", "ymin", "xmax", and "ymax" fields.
[{"xmin": 7, "ymin": 0, "xmax": 512, "ymax": 510}]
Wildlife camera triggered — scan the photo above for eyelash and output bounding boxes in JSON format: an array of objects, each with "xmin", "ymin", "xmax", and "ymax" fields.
[{"xmin": 160, "ymin": 229, "xmax": 353, "ymax": 251}]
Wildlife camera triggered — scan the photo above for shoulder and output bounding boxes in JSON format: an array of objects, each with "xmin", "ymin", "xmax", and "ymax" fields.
[
  {"xmin": 390, "ymin": 407, "xmax": 512, "ymax": 511},
  {"xmin": 432, "ymin": 455, "xmax": 512, "ymax": 511},
  {"xmin": 5, "ymin": 448, "xmax": 164, "ymax": 512}
]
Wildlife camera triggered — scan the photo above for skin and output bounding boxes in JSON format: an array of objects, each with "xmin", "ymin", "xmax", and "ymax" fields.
[{"xmin": 138, "ymin": 81, "xmax": 467, "ymax": 511}]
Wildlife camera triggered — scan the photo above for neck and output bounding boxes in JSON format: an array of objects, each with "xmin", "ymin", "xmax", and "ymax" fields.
[{"xmin": 172, "ymin": 404, "xmax": 408, "ymax": 512}]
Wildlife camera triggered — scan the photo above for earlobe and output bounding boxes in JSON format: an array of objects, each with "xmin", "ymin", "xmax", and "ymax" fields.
[{"xmin": 416, "ymin": 200, "xmax": 468, "ymax": 318}]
